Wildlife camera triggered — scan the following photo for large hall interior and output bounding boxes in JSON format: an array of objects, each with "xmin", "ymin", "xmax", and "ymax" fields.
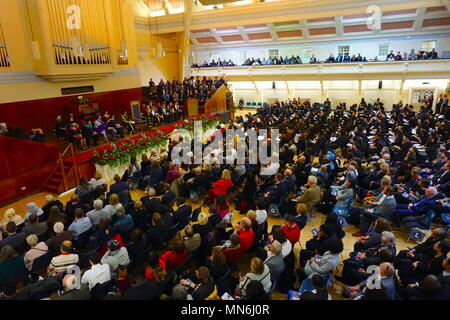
[{"xmin": 0, "ymin": 0, "xmax": 449, "ymax": 301}]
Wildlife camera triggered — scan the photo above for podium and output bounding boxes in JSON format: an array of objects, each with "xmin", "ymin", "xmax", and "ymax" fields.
[{"xmin": 187, "ymin": 98, "xmax": 199, "ymax": 116}]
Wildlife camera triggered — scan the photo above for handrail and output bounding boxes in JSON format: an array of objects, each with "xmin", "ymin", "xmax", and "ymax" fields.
[
  {"xmin": 204, "ymin": 84, "xmax": 228, "ymax": 113},
  {"xmin": 70, "ymin": 143, "xmax": 80, "ymax": 184},
  {"xmin": 42, "ymin": 143, "xmax": 78, "ymax": 193}
]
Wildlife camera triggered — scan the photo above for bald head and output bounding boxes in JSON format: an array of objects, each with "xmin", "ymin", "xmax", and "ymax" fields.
[
  {"xmin": 284, "ymin": 169, "xmax": 292, "ymax": 177},
  {"xmin": 380, "ymin": 262, "xmax": 395, "ymax": 278}
]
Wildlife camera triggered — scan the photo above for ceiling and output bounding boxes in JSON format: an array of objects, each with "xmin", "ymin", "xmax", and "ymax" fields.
[
  {"xmin": 134, "ymin": 0, "xmax": 450, "ymax": 48},
  {"xmin": 190, "ymin": 6, "xmax": 450, "ymax": 47}
]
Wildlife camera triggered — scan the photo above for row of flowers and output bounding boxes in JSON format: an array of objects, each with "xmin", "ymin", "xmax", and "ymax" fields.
[
  {"xmin": 93, "ymin": 113, "xmax": 221, "ymax": 167},
  {"xmin": 176, "ymin": 113, "xmax": 222, "ymax": 133}
]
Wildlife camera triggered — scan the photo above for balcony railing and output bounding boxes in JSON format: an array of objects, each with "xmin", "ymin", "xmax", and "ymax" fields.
[{"xmin": 191, "ymin": 59, "xmax": 450, "ymax": 81}]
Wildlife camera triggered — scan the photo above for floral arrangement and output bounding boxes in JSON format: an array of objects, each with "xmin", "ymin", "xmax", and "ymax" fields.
[
  {"xmin": 175, "ymin": 113, "xmax": 221, "ymax": 133},
  {"xmin": 93, "ymin": 130, "xmax": 168, "ymax": 167}
]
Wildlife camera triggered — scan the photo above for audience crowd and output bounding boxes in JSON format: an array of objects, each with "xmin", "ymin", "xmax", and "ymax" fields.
[
  {"xmin": 191, "ymin": 47, "xmax": 442, "ymax": 68},
  {"xmin": 0, "ymin": 93, "xmax": 450, "ymax": 300}
]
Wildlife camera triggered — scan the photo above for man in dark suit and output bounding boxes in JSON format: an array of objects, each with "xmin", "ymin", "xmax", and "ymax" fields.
[
  {"xmin": 64, "ymin": 194, "xmax": 84, "ymax": 225},
  {"xmin": 262, "ymin": 173, "xmax": 288, "ymax": 205},
  {"xmin": 22, "ymin": 213, "xmax": 48, "ymax": 237},
  {"xmin": 172, "ymin": 198, "xmax": 192, "ymax": 229},
  {"xmin": 145, "ymin": 213, "xmax": 171, "ymax": 251},
  {"xmin": 140, "ymin": 188, "xmax": 161, "ymax": 219},
  {"xmin": 110, "ymin": 174, "xmax": 129, "ymax": 195},
  {"xmin": 0, "ymin": 222, "xmax": 27, "ymax": 253},
  {"xmin": 336, "ymin": 53, "xmax": 343, "ymax": 63},
  {"xmin": 121, "ymin": 267, "xmax": 160, "ymax": 300},
  {"xmin": 161, "ymin": 183, "xmax": 176, "ymax": 207}
]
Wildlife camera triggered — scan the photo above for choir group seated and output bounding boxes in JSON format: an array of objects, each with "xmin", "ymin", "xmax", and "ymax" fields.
[{"xmin": 1, "ymin": 96, "xmax": 450, "ymax": 300}]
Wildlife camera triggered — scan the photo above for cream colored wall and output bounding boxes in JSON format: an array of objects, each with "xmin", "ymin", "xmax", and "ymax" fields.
[
  {"xmin": 135, "ymin": 29, "xmax": 180, "ymax": 85},
  {"xmin": 0, "ymin": 0, "xmax": 143, "ymax": 104}
]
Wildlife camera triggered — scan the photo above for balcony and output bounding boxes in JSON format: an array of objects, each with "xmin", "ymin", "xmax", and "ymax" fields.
[{"xmin": 191, "ymin": 59, "xmax": 450, "ymax": 81}]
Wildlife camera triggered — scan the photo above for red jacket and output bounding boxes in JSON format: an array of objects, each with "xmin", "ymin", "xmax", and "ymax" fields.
[
  {"xmin": 238, "ymin": 228, "xmax": 254, "ymax": 252},
  {"xmin": 281, "ymin": 224, "xmax": 300, "ymax": 245},
  {"xmin": 160, "ymin": 249, "xmax": 188, "ymax": 270},
  {"xmin": 223, "ymin": 247, "xmax": 245, "ymax": 264},
  {"xmin": 145, "ymin": 259, "xmax": 166, "ymax": 280},
  {"xmin": 212, "ymin": 179, "xmax": 233, "ymax": 196}
]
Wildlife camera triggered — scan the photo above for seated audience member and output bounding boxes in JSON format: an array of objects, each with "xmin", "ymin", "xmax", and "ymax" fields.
[
  {"xmin": 24, "ymin": 234, "xmax": 48, "ymax": 271},
  {"xmin": 46, "ymin": 222, "xmax": 73, "ymax": 255},
  {"xmin": 402, "ymin": 274, "xmax": 450, "ymax": 300},
  {"xmin": 68, "ymin": 208, "xmax": 92, "ymax": 240},
  {"xmin": 160, "ymin": 240, "xmax": 188, "ymax": 271},
  {"xmin": 122, "ymin": 267, "xmax": 161, "ymax": 300},
  {"xmin": 89, "ymin": 171, "xmax": 107, "ymax": 190},
  {"xmin": 238, "ymin": 257, "xmax": 271, "ymax": 298},
  {"xmin": 81, "ymin": 251, "xmax": 111, "ymax": 290},
  {"xmin": 172, "ymin": 197, "xmax": 192, "ymax": 228},
  {"xmin": 208, "ymin": 169, "xmax": 233, "ymax": 203},
  {"xmin": 48, "ymin": 240, "xmax": 79, "ymax": 275},
  {"xmin": 233, "ymin": 217, "xmax": 254, "ymax": 253},
  {"xmin": 64, "ymin": 194, "xmax": 83, "ymax": 224},
  {"xmin": 344, "ymin": 262, "xmax": 397, "ymax": 300},
  {"xmin": 87, "ymin": 199, "xmax": 107, "ymax": 227},
  {"xmin": 47, "ymin": 206, "xmax": 67, "ymax": 231},
  {"xmin": 113, "ymin": 204, "xmax": 134, "ymax": 237},
  {"xmin": 22, "ymin": 213, "xmax": 48, "ymax": 237},
  {"xmin": 264, "ymin": 240, "xmax": 285, "ymax": 280},
  {"xmin": 296, "ymin": 175, "xmax": 322, "ymax": 212},
  {"xmin": 280, "ymin": 215, "xmax": 301, "ymax": 245},
  {"xmin": 58, "ymin": 274, "xmax": 91, "ymax": 300},
  {"xmin": 352, "ymin": 187, "xmax": 397, "ymax": 237},
  {"xmin": 397, "ymin": 240, "xmax": 450, "ymax": 285},
  {"xmin": 0, "ymin": 222, "xmax": 27, "ymax": 253},
  {"xmin": 221, "ymin": 233, "xmax": 244, "ymax": 264},
  {"xmin": 1, "ymin": 209, "xmax": 24, "ymax": 233},
  {"xmin": 0, "ymin": 245, "xmax": 26, "ymax": 285},
  {"xmin": 41, "ymin": 195, "xmax": 63, "ymax": 222},
  {"xmin": 101, "ymin": 240, "xmax": 130, "ymax": 273},
  {"xmin": 392, "ymin": 186, "xmax": 438, "ymax": 227},
  {"xmin": 110, "ymin": 174, "xmax": 129, "ymax": 195},
  {"xmin": 24, "ymin": 202, "xmax": 44, "ymax": 223},
  {"xmin": 183, "ymin": 225, "xmax": 201, "ymax": 253},
  {"xmin": 353, "ymin": 217, "xmax": 392, "ymax": 252},
  {"xmin": 179, "ymin": 266, "xmax": 216, "ymax": 300}
]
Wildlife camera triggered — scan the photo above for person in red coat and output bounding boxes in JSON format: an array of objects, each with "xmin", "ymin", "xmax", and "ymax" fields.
[
  {"xmin": 221, "ymin": 233, "xmax": 245, "ymax": 264},
  {"xmin": 235, "ymin": 217, "xmax": 254, "ymax": 252},
  {"xmin": 281, "ymin": 215, "xmax": 301, "ymax": 245},
  {"xmin": 160, "ymin": 240, "xmax": 188, "ymax": 270},
  {"xmin": 208, "ymin": 169, "xmax": 233, "ymax": 203}
]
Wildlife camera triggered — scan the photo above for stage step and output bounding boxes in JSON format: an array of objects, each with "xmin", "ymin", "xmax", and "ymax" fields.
[{"xmin": 43, "ymin": 184, "xmax": 59, "ymax": 193}]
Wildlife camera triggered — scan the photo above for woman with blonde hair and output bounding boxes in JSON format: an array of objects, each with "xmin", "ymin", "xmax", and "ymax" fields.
[
  {"xmin": 193, "ymin": 212, "xmax": 212, "ymax": 237},
  {"xmin": 89, "ymin": 171, "xmax": 106, "ymax": 189},
  {"xmin": 208, "ymin": 169, "xmax": 233, "ymax": 203},
  {"xmin": 238, "ymin": 257, "xmax": 271, "ymax": 297},
  {"xmin": 104, "ymin": 194, "xmax": 120, "ymax": 218},
  {"xmin": 1, "ymin": 208, "xmax": 24, "ymax": 232}
]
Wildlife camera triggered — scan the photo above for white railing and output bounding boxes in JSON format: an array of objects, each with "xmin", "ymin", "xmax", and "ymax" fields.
[{"xmin": 191, "ymin": 59, "xmax": 450, "ymax": 81}]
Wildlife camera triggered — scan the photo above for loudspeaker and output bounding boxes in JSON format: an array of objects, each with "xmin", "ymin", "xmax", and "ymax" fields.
[
  {"xmin": 378, "ymin": 81, "xmax": 383, "ymax": 89},
  {"xmin": 272, "ymin": 81, "xmax": 276, "ymax": 89}
]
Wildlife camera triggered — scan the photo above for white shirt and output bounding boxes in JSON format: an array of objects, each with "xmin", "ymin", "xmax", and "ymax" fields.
[
  {"xmin": 255, "ymin": 209, "xmax": 268, "ymax": 225},
  {"xmin": 81, "ymin": 263, "xmax": 111, "ymax": 290},
  {"xmin": 281, "ymin": 240, "xmax": 292, "ymax": 258}
]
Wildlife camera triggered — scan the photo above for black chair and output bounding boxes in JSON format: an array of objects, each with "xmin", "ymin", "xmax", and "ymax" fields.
[
  {"xmin": 125, "ymin": 201, "xmax": 136, "ymax": 215},
  {"xmin": 118, "ymin": 190, "xmax": 132, "ymax": 206},
  {"xmin": 30, "ymin": 252, "xmax": 52, "ymax": 275},
  {"xmin": 159, "ymin": 270, "xmax": 176, "ymax": 296},
  {"xmin": 91, "ymin": 280, "xmax": 113, "ymax": 300},
  {"xmin": 74, "ymin": 228, "xmax": 93, "ymax": 251},
  {"xmin": 164, "ymin": 223, "xmax": 179, "ymax": 245}
]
